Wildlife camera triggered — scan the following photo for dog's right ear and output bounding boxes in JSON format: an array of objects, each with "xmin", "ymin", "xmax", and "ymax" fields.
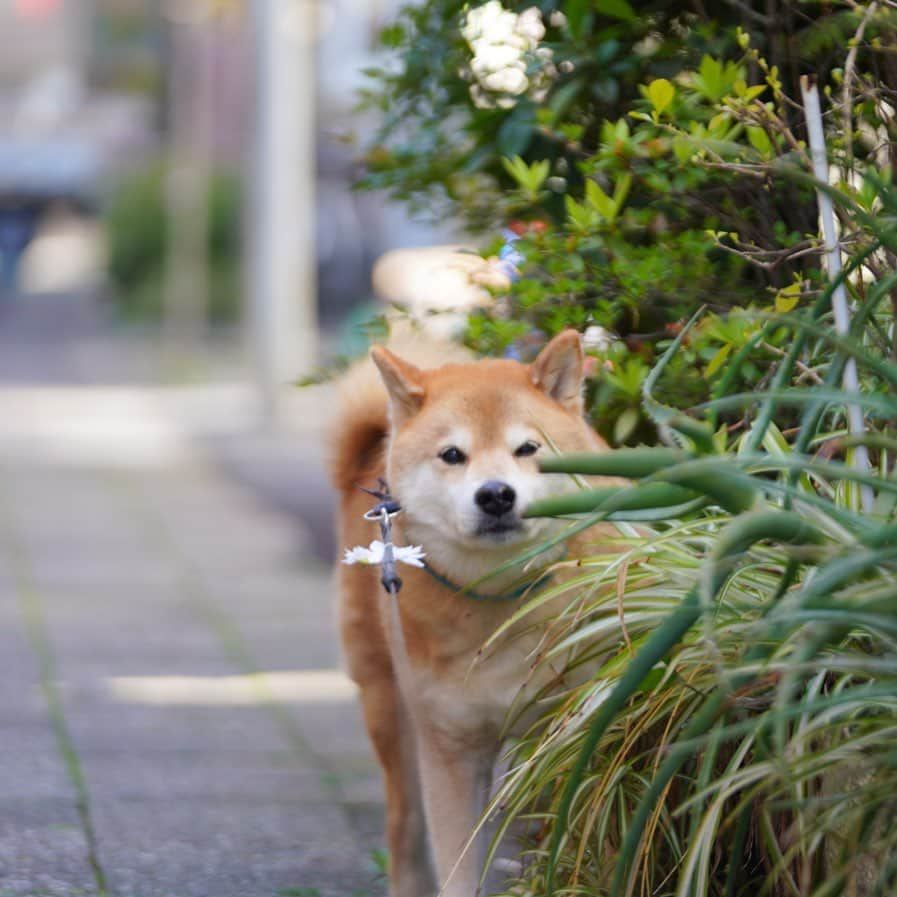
[
  {"xmin": 370, "ymin": 345, "xmax": 425, "ymax": 424},
  {"xmin": 530, "ymin": 329, "xmax": 584, "ymax": 414}
]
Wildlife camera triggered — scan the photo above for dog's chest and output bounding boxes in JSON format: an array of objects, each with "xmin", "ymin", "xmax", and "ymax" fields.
[{"xmin": 401, "ymin": 616, "xmax": 557, "ymax": 739}]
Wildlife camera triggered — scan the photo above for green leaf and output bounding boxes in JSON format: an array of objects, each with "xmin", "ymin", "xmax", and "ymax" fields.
[
  {"xmin": 370, "ymin": 847, "xmax": 388, "ymax": 874},
  {"xmin": 378, "ymin": 23, "xmax": 405, "ymax": 48},
  {"xmin": 613, "ymin": 407, "xmax": 639, "ymax": 444},
  {"xmin": 708, "ymin": 111, "xmax": 732, "ymax": 137},
  {"xmin": 540, "ymin": 448, "xmax": 689, "ymax": 478},
  {"xmin": 594, "ymin": 0, "xmax": 636, "ymax": 21},
  {"xmin": 565, "ymin": 0, "xmax": 591, "ymax": 38},
  {"xmin": 497, "ymin": 106, "xmax": 536, "ymax": 157},
  {"xmin": 501, "ymin": 155, "xmax": 550, "ymax": 196},
  {"xmin": 565, "ymin": 195, "xmax": 595, "ymax": 232},
  {"xmin": 775, "ymin": 281, "xmax": 802, "ymax": 313},
  {"xmin": 585, "ymin": 179, "xmax": 615, "ymax": 219},
  {"xmin": 531, "ymin": 159, "xmax": 550, "ymax": 190},
  {"xmin": 747, "ymin": 126, "xmax": 773, "ymax": 157},
  {"xmin": 693, "ymin": 55, "xmax": 741, "ymax": 101},
  {"xmin": 548, "ymin": 78, "xmax": 584, "ymax": 123},
  {"xmin": 524, "ymin": 482, "xmax": 699, "ymax": 518},
  {"xmin": 705, "ymin": 343, "xmax": 733, "ymax": 378},
  {"xmin": 672, "ymin": 136, "xmax": 693, "ymax": 163},
  {"xmin": 647, "ymin": 78, "xmax": 675, "ymax": 116},
  {"xmin": 612, "ymin": 172, "xmax": 632, "ymax": 211},
  {"xmin": 500, "ymin": 155, "xmax": 526, "ymax": 184},
  {"xmin": 697, "ymin": 55, "xmax": 723, "ymax": 99}
]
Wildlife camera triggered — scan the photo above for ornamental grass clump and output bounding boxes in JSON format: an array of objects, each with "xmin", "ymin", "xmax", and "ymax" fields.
[{"xmin": 482, "ymin": 184, "xmax": 897, "ymax": 896}]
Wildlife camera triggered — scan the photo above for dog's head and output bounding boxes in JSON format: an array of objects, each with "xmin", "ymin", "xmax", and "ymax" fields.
[{"xmin": 371, "ymin": 331, "xmax": 605, "ymax": 557}]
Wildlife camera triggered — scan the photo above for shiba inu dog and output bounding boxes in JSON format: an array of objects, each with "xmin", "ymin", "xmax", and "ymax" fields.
[{"xmin": 330, "ymin": 330, "xmax": 611, "ymax": 897}]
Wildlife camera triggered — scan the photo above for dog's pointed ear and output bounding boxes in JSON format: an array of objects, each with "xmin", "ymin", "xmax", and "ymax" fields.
[
  {"xmin": 530, "ymin": 330, "xmax": 585, "ymax": 413},
  {"xmin": 371, "ymin": 345, "xmax": 425, "ymax": 423}
]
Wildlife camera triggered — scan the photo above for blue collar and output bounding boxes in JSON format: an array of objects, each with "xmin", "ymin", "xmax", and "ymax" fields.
[{"xmin": 420, "ymin": 557, "xmax": 562, "ymax": 602}]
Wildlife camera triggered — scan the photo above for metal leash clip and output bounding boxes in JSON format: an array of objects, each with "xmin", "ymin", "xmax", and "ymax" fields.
[
  {"xmin": 362, "ymin": 483, "xmax": 404, "ymax": 595},
  {"xmin": 343, "ymin": 481, "xmax": 425, "ymax": 596},
  {"xmin": 363, "ymin": 499, "xmax": 402, "ymax": 523}
]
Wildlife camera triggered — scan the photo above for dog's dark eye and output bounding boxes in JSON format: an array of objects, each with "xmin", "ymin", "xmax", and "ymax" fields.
[
  {"xmin": 439, "ymin": 446, "xmax": 467, "ymax": 465},
  {"xmin": 514, "ymin": 440, "xmax": 540, "ymax": 458}
]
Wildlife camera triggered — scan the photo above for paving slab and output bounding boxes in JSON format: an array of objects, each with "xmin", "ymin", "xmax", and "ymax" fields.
[
  {"xmin": 92, "ymin": 796, "xmax": 379, "ymax": 897},
  {"xmin": 0, "ymin": 557, "xmax": 99, "ymax": 896},
  {"xmin": 0, "ymin": 802, "xmax": 97, "ymax": 897},
  {"xmin": 0, "ymin": 294, "xmax": 386, "ymax": 896},
  {"xmin": 1, "ymin": 446, "xmax": 384, "ymax": 897}
]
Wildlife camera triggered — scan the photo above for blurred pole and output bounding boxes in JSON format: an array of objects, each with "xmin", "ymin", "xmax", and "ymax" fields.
[
  {"xmin": 163, "ymin": 5, "xmax": 214, "ymax": 364},
  {"xmin": 249, "ymin": 0, "xmax": 317, "ymax": 426}
]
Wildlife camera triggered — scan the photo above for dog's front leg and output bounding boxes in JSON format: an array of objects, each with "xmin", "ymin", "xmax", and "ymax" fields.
[{"xmin": 416, "ymin": 726, "xmax": 497, "ymax": 897}]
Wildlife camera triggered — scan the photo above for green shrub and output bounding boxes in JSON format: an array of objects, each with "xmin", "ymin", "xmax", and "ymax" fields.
[
  {"xmin": 104, "ymin": 161, "xmax": 242, "ymax": 322},
  {"xmin": 359, "ymin": 1, "xmax": 897, "ymax": 443}
]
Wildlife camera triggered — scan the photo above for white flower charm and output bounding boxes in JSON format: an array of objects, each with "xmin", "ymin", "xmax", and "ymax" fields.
[{"xmin": 343, "ymin": 540, "xmax": 426, "ymax": 568}]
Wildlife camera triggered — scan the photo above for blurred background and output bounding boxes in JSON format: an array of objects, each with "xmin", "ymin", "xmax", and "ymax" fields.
[
  {"xmin": 0, "ymin": 3, "xmax": 464, "ymax": 893},
  {"xmin": 0, "ymin": 0, "xmax": 457, "ymax": 400}
]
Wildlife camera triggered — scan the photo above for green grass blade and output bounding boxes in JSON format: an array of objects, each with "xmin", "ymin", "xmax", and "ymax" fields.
[
  {"xmin": 524, "ymin": 483, "xmax": 699, "ymax": 518},
  {"xmin": 539, "ymin": 447, "xmax": 690, "ymax": 477}
]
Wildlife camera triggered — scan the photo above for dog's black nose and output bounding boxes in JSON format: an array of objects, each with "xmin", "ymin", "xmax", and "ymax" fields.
[{"xmin": 475, "ymin": 481, "xmax": 516, "ymax": 517}]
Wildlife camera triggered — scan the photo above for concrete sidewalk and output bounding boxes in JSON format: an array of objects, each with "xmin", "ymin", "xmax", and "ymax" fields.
[{"xmin": 0, "ymin": 380, "xmax": 384, "ymax": 896}]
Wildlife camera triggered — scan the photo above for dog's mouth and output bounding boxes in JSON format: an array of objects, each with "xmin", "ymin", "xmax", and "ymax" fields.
[{"xmin": 474, "ymin": 517, "xmax": 526, "ymax": 541}]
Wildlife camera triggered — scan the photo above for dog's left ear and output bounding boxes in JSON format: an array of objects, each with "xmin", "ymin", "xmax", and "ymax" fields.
[
  {"xmin": 530, "ymin": 330, "xmax": 584, "ymax": 414},
  {"xmin": 371, "ymin": 344, "xmax": 426, "ymax": 426}
]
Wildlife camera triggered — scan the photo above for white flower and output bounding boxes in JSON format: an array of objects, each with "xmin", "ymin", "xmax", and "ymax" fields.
[
  {"xmin": 516, "ymin": 7, "xmax": 545, "ymax": 43},
  {"xmin": 481, "ymin": 65, "xmax": 529, "ymax": 95},
  {"xmin": 469, "ymin": 84, "xmax": 493, "ymax": 109},
  {"xmin": 462, "ymin": 1, "xmax": 518, "ymax": 45},
  {"xmin": 342, "ymin": 541, "xmax": 426, "ymax": 568},
  {"xmin": 460, "ymin": 1, "xmax": 553, "ymax": 109},
  {"xmin": 549, "ymin": 10, "xmax": 567, "ymax": 27},
  {"xmin": 470, "ymin": 43, "xmax": 524, "ymax": 76},
  {"xmin": 583, "ymin": 325, "xmax": 615, "ymax": 352}
]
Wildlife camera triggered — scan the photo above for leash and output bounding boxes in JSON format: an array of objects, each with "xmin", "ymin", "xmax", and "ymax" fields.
[{"xmin": 348, "ymin": 481, "xmax": 413, "ymax": 676}]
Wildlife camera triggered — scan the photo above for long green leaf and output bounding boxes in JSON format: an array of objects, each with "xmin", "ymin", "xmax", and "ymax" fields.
[
  {"xmin": 539, "ymin": 447, "xmax": 690, "ymax": 477},
  {"xmin": 524, "ymin": 483, "xmax": 699, "ymax": 518}
]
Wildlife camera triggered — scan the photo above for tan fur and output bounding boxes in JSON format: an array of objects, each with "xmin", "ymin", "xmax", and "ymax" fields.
[
  {"xmin": 329, "ymin": 329, "xmax": 472, "ymax": 492},
  {"xmin": 330, "ymin": 332, "xmax": 616, "ymax": 897},
  {"xmin": 328, "ymin": 361, "xmax": 390, "ymax": 492}
]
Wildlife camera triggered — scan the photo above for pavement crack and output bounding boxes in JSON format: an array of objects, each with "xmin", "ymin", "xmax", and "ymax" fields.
[{"xmin": 0, "ymin": 481, "xmax": 110, "ymax": 897}]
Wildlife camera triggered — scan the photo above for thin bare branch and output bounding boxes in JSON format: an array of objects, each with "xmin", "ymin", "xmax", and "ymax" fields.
[{"xmin": 842, "ymin": 2, "xmax": 880, "ymax": 164}]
